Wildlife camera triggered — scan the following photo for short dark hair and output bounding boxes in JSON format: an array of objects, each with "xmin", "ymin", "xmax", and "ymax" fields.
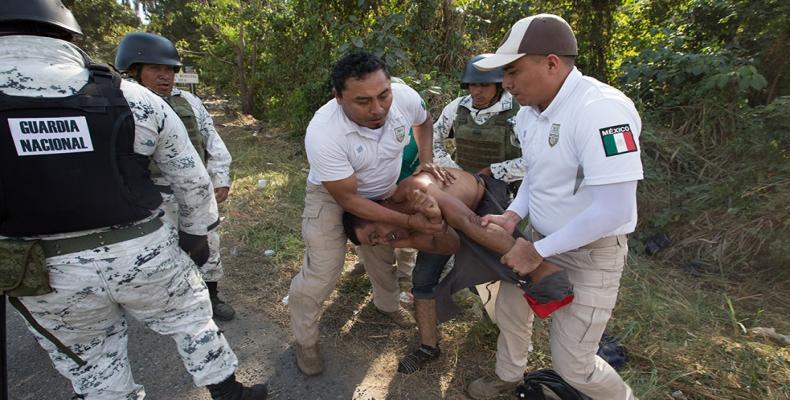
[
  {"xmin": 342, "ymin": 211, "xmax": 368, "ymax": 246},
  {"xmin": 560, "ymin": 55, "xmax": 576, "ymax": 67},
  {"xmin": 331, "ymin": 52, "xmax": 390, "ymax": 95}
]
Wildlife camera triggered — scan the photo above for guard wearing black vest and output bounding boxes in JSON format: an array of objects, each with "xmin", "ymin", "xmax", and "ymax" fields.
[
  {"xmin": 114, "ymin": 32, "xmax": 237, "ymax": 322},
  {"xmin": 0, "ymin": 1, "xmax": 265, "ymax": 399}
]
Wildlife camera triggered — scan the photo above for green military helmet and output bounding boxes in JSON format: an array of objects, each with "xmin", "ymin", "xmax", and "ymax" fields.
[
  {"xmin": 115, "ymin": 32, "xmax": 182, "ymax": 73},
  {"xmin": 0, "ymin": 0, "xmax": 82, "ymax": 38},
  {"xmin": 461, "ymin": 54, "xmax": 504, "ymax": 89}
]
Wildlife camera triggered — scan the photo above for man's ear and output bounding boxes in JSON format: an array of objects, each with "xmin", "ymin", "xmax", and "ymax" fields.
[
  {"xmin": 333, "ymin": 88, "xmax": 342, "ymax": 102},
  {"xmin": 545, "ymin": 54, "xmax": 561, "ymax": 72}
]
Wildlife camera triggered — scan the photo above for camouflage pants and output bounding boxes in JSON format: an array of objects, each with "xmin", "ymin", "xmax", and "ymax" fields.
[
  {"xmin": 18, "ymin": 224, "xmax": 239, "ymax": 399},
  {"xmin": 159, "ymin": 192, "xmax": 224, "ymax": 281}
]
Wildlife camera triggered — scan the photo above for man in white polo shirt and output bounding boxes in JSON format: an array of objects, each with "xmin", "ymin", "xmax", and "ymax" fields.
[
  {"xmin": 468, "ymin": 14, "xmax": 643, "ymax": 399},
  {"xmin": 289, "ymin": 52, "xmax": 443, "ymax": 376}
]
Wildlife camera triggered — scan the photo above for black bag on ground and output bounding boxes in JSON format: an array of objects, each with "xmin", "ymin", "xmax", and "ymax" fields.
[{"xmin": 515, "ymin": 369, "xmax": 591, "ymax": 400}]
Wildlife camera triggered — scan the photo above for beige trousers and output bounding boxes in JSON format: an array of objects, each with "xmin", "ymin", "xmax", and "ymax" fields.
[
  {"xmin": 358, "ymin": 246, "xmax": 416, "ymax": 290},
  {"xmin": 494, "ymin": 228, "xmax": 636, "ymax": 400},
  {"xmin": 289, "ymin": 183, "xmax": 401, "ymax": 346}
]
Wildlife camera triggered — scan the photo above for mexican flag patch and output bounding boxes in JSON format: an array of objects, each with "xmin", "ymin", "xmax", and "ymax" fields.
[{"xmin": 599, "ymin": 124, "xmax": 637, "ymax": 157}]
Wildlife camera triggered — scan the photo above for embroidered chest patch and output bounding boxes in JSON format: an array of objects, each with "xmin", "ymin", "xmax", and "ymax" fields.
[
  {"xmin": 599, "ymin": 124, "xmax": 637, "ymax": 157},
  {"xmin": 548, "ymin": 123, "xmax": 560, "ymax": 147},
  {"xmin": 394, "ymin": 126, "xmax": 406, "ymax": 142}
]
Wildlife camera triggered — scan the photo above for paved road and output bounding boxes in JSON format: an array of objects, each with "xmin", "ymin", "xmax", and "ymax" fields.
[{"xmin": 5, "ymin": 296, "xmax": 368, "ymax": 400}]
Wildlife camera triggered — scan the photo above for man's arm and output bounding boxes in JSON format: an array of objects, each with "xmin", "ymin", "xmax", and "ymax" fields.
[
  {"xmin": 323, "ymin": 174, "xmax": 444, "ymax": 234},
  {"xmin": 481, "ymin": 173, "xmax": 530, "ymax": 234},
  {"xmin": 489, "ymin": 157, "xmax": 526, "ymax": 183},
  {"xmin": 128, "ymin": 81, "xmax": 218, "ymax": 235},
  {"xmin": 420, "ymin": 186, "xmax": 558, "ymax": 278},
  {"xmin": 182, "ymin": 91, "xmax": 233, "ymax": 202},
  {"xmin": 390, "ymin": 229, "xmax": 460, "ymax": 255},
  {"xmin": 432, "ymin": 98, "xmax": 461, "ymax": 168}
]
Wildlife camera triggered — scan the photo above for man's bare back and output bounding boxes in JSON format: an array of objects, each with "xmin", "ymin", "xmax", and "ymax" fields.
[{"xmin": 388, "ymin": 168, "xmax": 484, "ymax": 212}]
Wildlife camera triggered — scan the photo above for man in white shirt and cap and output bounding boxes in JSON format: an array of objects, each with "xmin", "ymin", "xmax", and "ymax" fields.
[{"xmin": 468, "ymin": 13, "xmax": 643, "ymax": 400}]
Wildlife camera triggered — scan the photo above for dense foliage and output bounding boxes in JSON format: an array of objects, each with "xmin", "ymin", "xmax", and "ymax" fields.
[{"xmin": 71, "ymin": 0, "xmax": 788, "ymax": 272}]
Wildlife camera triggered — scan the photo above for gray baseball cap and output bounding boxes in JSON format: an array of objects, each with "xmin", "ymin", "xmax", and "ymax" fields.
[{"xmin": 475, "ymin": 14, "xmax": 577, "ymax": 71}]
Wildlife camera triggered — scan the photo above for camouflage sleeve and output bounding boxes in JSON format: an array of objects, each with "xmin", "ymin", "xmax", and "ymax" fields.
[
  {"xmin": 181, "ymin": 91, "xmax": 232, "ymax": 188},
  {"xmin": 432, "ymin": 97, "xmax": 461, "ymax": 168},
  {"xmin": 124, "ymin": 80, "xmax": 218, "ymax": 235},
  {"xmin": 490, "ymin": 158, "xmax": 526, "ymax": 183}
]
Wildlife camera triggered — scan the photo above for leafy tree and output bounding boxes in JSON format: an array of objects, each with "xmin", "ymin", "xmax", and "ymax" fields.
[
  {"xmin": 62, "ymin": 0, "xmax": 141, "ymax": 63},
  {"xmin": 145, "ymin": 0, "xmax": 206, "ymax": 67}
]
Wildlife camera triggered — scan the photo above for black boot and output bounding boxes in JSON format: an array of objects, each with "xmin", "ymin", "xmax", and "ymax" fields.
[
  {"xmin": 207, "ymin": 374, "xmax": 268, "ymax": 400},
  {"xmin": 207, "ymin": 281, "xmax": 236, "ymax": 321}
]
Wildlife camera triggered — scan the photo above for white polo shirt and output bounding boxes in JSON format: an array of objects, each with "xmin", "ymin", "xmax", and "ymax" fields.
[
  {"xmin": 305, "ymin": 82, "xmax": 428, "ymax": 200},
  {"xmin": 509, "ymin": 67, "xmax": 643, "ymax": 236}
]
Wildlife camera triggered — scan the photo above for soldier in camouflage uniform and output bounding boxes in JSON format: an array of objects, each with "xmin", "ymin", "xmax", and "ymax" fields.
[
  {"xmin": 115, "ymin": 32, "xmax": 236, "ymax": 321},
  {"xmin": 0, "ymin": 1, "xmax": 265, "ymax": 399},
  {"xmin": 432, "ymin": 54, "xmax": 524, "ymax": 184}
]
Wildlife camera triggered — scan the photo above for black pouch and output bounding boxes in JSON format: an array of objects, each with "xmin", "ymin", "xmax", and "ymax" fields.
[
  {"xmin": 515, "ymin": 369, "xmax": 592, "ymax": 400},
  {"xmin": 0, "ymin": 239, "xmax": 52, "ymax": 297}
]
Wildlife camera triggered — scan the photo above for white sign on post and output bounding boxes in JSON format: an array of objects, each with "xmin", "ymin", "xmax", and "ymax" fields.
[{"xmin": 174, "ymin": 73, "xmax": 199, "ymax": 84}]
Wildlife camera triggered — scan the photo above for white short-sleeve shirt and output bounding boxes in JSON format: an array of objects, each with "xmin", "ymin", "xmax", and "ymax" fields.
[
  {"xmin": 514, "ymin": 67, "xmax": 643, "ymax": 236},
  {"xmin": 305, "ymin": 82, "xmax": 428, "ymax": 199}
]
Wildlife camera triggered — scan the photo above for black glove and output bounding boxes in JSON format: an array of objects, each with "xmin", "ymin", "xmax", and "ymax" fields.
[{"xmin": 178, "ymin": 231, "xmax": 210, "ymax": 267}]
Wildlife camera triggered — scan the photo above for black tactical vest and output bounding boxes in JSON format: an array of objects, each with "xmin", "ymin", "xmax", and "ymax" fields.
[
  {"xmin": 0, "ymin": 61, "xmax": 162, "ymax": 236},
  {"xmin": 453, "ymin": 96, "xmax": 520, "ymax": 173}
]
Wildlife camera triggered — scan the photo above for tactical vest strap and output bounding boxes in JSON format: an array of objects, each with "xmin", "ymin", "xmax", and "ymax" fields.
[
  {"xmin": 8, "ymin": 297, "xmax": 86, "ymax": 366},
  {"xmin": 165, "ymin": 94, "xmax": 205, "ymax": 163}
]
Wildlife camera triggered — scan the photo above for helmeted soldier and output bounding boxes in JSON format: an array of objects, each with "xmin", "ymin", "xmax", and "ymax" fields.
[
  {"xmin": 114, "ymin": 32, "xmax": 236, "ymax": 321},
  {"xmin": 0, "ymin": 1, "xmax": 264, "ymax": 399},
  {"xmin": 432, "ymin": 54, "xmax": 524, "ymax": 185}
]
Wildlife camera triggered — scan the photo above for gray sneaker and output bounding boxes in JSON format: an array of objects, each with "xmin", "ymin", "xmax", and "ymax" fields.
[{"xmin": 467, "ymin": 376, "xmax": 521, "ymax": 399}]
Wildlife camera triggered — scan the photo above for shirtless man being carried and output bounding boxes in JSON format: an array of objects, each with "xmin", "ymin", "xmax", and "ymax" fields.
[{"xmin": 342, "ymin": 168, "xmax": 571, "ymax": 373}]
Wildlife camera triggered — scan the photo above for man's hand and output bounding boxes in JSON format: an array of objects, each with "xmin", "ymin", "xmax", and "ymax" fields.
[
  {"xmin": 178, "ymin": 231, "xmax": 210, "ymax": 266},
  {"xmin": 214, "ymin": 186, "xmax": 230, "ymax": 203},
  {"xmin": 407, "ymin": 211, "xmax": 446, "ymax": 235},
  {"xmin": 407, "ymin": 189, "xmax": 442, "ymax": 223},
  {"xmin": 413, "ymin": 162, "xmax": 456, "ymax": 185},
  {"xmin": 477, "ymin": 166, "xmax": 492, "ymax": 176},
  {"xmin": 501, "ymin": 237, "xmax": 543, "ymax": 276},
  {"xmin": 480, "ymin": 210, "xmax": 522, "ymax": 235}
]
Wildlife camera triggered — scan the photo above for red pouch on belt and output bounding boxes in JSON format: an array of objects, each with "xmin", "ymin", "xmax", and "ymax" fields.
[{"xmin": 524, "ymin": 293, "xmax": 574, "ymax": 318}]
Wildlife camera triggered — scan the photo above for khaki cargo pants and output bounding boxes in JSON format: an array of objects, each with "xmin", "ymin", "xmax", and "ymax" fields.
[
  {"xmin": 289, "ymin": 183, "xmax": 402, "ymax": 346},
  {"xmin": 493, "ymin": 226, "xmax": 636, "ymax": 400}
]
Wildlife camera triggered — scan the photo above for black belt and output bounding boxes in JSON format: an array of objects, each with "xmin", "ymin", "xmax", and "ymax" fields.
[
  {"xmin": 40, "ymin": 218, "xmax": 163, "ymax": 257},
  {"xmin": 154, "ymin": 184, "xmax": 173, "ymax": 194}
]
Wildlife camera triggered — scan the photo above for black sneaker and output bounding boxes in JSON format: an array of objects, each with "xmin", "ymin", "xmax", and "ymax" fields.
[{"xmin": 397, "ymin": 344, "xmax": 440, "ymax": 374}]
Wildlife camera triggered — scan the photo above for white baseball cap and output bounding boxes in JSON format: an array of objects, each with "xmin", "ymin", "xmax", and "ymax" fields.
[{"xmin": 474, "ymin": 14, "xmax": 578, "ymax": 71}]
